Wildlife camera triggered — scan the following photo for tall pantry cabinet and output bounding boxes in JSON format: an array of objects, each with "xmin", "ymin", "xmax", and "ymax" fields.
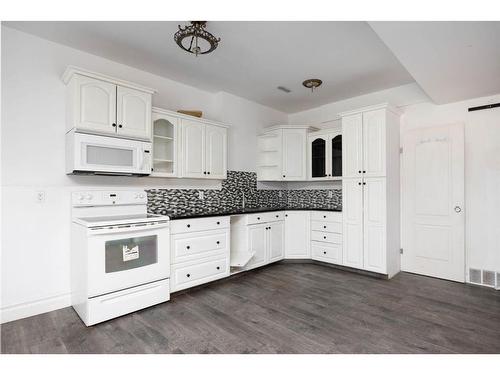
[{"xmin": 340, "ymin": 104, "xmax": 401, "ymax": 278}]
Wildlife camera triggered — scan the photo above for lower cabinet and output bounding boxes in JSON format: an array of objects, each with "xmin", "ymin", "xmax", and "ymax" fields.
[
  {"xmin": 284, "ymin": 211, "xmax": 310, "ymax": 258},
  {"xmin": 268, "ymin": 221, "xmax": 285, "ymax": 263},
  {"xmin": 170, "ymin": 216, "xmax": 230, "ymax": 292},
  {"xmin": 310, "ymin": 211, "xmax": 343, "ymax": 265}
]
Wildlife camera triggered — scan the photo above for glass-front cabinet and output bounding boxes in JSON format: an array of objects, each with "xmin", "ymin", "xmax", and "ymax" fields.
[
  {"xmin": 151, "ymin": 109, "xmax": 178, "ymax": 177},
  {"xmin": 308, "ymin": 130, "xmax": 342, "ymax": 180}
]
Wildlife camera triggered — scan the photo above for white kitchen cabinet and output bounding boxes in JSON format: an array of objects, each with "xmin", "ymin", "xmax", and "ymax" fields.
[
  {"xmin": 63, "ymin": 67, "xmax": 154, "ymax": 140},
  {"xmin": 151, "ymin": 108, "xmax": 178, "ymax": 177},
  {"xmin": 116, "ymin": 86, "xmax": 152, "ymax": 140},
  {"xmin": 181, "ymin": 119, "xmax": 206, "ymax": 178},
  {"xmin": 284, "ymin": 211, "xmax": 310, "ymax": 258},
  {"xmin": 205, "ymin": 124, "xmax": 227, "ymax": 179},
  {"xmin": 339, "ymin": 103, "xmax": 401, "ymax": 277},
  {"xmin": 230, "ymin": 213, "xmax": 285, "ymax": 270},
  {"xmin": 257, "ymin": 126, "xmax": 314, "ymax": 181},
  {"xmin": 268, "ymin": 221, "xmax": 285, "ymax": 262},
  {"xmin": 180, "ymin": 119, "xmax": 228, "ymax": 180},
  {"xmin": 246, "ymin": 224, "xmax": 268, "ymax": 270},
  {"xmin": 170, "ymin": 216, "xmax": 230, "ymax": 293},
  {"xmin": 310, "ymin": 210, "xmax": 343, "ymax": 265},
  {"xmin": 342, "ymin": 179, "xmax": 364, "ymax": 269},
  {"xmin": 308, "ymin": 128, "xmax": 342, "ymax": 180}
]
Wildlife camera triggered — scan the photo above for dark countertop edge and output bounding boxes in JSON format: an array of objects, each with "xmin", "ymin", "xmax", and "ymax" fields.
[{"xmin": 166, "ymin": 207, "xmax": 342, "ymax": 220}]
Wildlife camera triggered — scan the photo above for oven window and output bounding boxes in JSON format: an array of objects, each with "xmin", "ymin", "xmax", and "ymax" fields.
[
  {"xmin": 86, "ymin": 145, "xmax": 134, "ymax": 167},
  {"xmin": 105, "ymin": 235, "xmax": 157, "ymax": 273}
]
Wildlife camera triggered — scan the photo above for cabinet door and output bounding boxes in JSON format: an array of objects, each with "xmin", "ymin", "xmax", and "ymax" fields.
[
  {"xmin": 282, "ymin": 129, "xmax": 306, "ymax": 180},
  {"xmin": 268, "ymin": 221, "xmax": 285, "ymax": 263},
  {"xmin": 75, "ymin": 75, "xmax": 117, "ymax": 135},
  {"xmin": 330, "ymin": 134, "xmax": 343, "ymax": 178},
  {"xmin": 205, "ymin": 124, "xmax": 227, "ymax": 179},
  {"xmin": 116, "ymin": 86, "xmax": 152, "ymax": 140},
  {"xmin": 342, "ymin": 113, "xmax": 363, "ymax": 178},
  {"xmin": 363, "ymin": 178, "xmax": 387, "ymax": 273},
  {"xmin": 181, "ymin": 120, "xmax": 206, "ymax": 178},
  {"xmin": 245, "ymin": 224, "xmax": 268, "ymax": 270},
  {"xmin": 151, "ymin": 113, "xmax": 178, "ymax": 177},
  {"xmin": 362, "ymin": 109, "xmax": 386, "ymax": 177},
  {"xmin": 309, "ymin": 136, "xmax": 328, "ymax": 179},
  {"xmin": 342, "ymin": 179, "xmax": 364, "ymax": 268},
  {"xmin": 284, "ymin": 211, "xmax": 310, "ymax": 258}
]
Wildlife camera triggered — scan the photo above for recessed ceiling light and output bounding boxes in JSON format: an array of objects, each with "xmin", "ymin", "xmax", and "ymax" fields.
[
  {"xmin": 277, "ymin": 86, "xmax": 292, "ymax": 93},
  {"xmin": 302, "ymin": 79, "xmax": 322, "ymax": 92}
]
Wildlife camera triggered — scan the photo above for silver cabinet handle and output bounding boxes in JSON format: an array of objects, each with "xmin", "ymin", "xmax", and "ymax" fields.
[{"xmin": 454, "ymin": 206, "xmax": 462, "ymax": 213}]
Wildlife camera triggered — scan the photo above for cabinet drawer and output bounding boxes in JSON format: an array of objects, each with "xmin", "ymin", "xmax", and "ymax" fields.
[
  {"xmin": 310, "ymin": 211, "xmax": 342, "ymax": 223},
  {"xmin": 171, "ymin": 256, "xmax": 229, "ymax": 292},
  {"xmin": 171, "ymin": 230, "xmax": 228, "ymax": 264},
  {"xmin": 311, "ymin": 220, "xmax": 342, "ymax": 233},
  {"xmin": 87, "ymin": 279, "xmax": 169, "ymax": 326},
  {"xmin": 311, "ymin": 242, "xmax": 342, "ymax": 264},
  {"xmin": 170, "ymin": 216, "xmax": 230, "ymax": 234},
  {"xmin": 246, "ymin": 211, "xmax": 284, "ymax": 225},
  {"xmin": 311, "ymin": 231, "xmax": 342, "ymax": 244}
]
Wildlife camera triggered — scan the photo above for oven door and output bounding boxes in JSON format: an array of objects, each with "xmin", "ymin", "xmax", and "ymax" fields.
[
  {"xmin": 71, "ymin": 132, "xmax": 151, "ymax": 175},
  {"xmin": 87, "ymin": 223, "xmax": 169, "ymax": 297}
]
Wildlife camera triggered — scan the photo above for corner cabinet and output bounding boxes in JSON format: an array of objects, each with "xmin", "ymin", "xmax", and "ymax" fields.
[
  {"xmin": 308, "ymin": 128, "xmax": 342, "ymax": 180},
  {"xmin": 340, "ymin": 103, "xmax": 401, "ymax": 278},
  {"xmin": 63, "ymin": 67, "xmax": 154, "ymax": 141},
  {"xmin": 257, "ymin": 125, "xmax": 315, "ymax": 181}
]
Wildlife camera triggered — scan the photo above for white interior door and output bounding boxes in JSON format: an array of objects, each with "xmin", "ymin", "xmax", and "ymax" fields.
[
  {"xmin": 205, "ymin": 124, "xmax": 227, "ymax": 179},
  {"xmin": 402, "ymin": 123, "xmax": 465, "ymax": 282}
]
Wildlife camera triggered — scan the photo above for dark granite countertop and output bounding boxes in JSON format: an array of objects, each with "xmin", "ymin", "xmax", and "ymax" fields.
[{"xmin": 166, "ymin": 207, "xmax": 342, "ymax": 220}]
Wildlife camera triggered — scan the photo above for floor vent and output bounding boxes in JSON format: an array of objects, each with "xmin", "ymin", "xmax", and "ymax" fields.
[
  {"xmin": 482, "ymin": 270, "xmax": 496, "ymax": 287},
  {"xmin": 469, "ymin": 268, "xmax": 482, "ymax": 284},
  {"xmin": 468, "ymin": 268, "xmax": 499, "ymax": 290}
]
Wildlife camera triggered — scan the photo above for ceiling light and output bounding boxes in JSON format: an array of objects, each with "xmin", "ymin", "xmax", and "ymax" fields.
[
  {"xmin": 302, "ymin": 79, "xmax": 323, "ymax": 92},
  {"xmin": 174, "ymin": 21, "xmax": 220, "ymax": 56}
]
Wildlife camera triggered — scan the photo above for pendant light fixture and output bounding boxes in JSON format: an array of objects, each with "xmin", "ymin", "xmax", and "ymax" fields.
[
  {"xmin": 302, "ymin": 78, "xmax": 323, "ymax": 92},
  {"xmin": 174, "ymin": 21, "xmax": 221, "ymax": 56}
]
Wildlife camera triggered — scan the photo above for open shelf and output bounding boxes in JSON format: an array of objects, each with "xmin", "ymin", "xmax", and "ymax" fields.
[
  {"xmin": 154, "ymin": 134, "xmax": 173, "ymax": 141},
  {"xmin": 154, "ymin": 158, "xmax": 173, "ymax": 163},
  {"xmin": 258, "ymin": 164, "xmax": 278, "ymax": 168}
]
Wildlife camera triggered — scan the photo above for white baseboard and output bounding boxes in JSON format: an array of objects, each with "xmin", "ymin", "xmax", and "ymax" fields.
[{"xmin": 1, "ymin": 293, "xmax": 71, "ymax": 324}]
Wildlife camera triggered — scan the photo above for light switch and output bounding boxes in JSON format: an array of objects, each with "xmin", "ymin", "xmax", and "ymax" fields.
[{"xmin": 36, "ymin": 191, "xmax": 46, "ymax": 203}]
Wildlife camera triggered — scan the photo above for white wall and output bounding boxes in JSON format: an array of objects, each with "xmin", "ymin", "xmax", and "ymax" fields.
[
  {"xmin": 289, "ymin": 84, "xmax": 500, "ymax": 281},
  {"xmin": 0, "ymin": 26, "xmax": 287, "ymax": 323}
]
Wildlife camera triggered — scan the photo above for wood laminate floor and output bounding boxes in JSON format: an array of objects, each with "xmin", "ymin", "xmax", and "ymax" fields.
[{"xmin": 2, "ymin": 263, "xmax": 500, "ymax": 354}]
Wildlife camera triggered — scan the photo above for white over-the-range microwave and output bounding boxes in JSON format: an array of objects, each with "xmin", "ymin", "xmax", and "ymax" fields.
[{"xmin": 66, "ymin": 130, "xmax": 152, "ymax": 176}]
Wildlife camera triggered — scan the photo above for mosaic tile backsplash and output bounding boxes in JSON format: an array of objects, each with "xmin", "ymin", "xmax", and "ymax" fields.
[{"xmin": 147, "ymin": 171, "xmax": 341, "ymax": 216}]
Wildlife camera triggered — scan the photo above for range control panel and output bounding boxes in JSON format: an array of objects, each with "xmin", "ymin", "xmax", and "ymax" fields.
[{"xmin": 71, "ymin": 191, "xmax": 147, "ymax": 206}]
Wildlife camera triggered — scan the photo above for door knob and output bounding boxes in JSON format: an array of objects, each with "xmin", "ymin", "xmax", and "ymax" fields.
[{"xmin": 454, "ymin": 206, "xmax": 462, "ymax": 213}]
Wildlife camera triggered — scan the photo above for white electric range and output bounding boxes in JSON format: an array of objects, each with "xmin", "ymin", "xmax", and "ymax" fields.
[{"xmin": 71, "ymin": 190, "xmax": 170, "ymax": 326}]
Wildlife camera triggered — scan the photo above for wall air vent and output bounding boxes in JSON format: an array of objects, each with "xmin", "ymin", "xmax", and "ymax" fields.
[
  {"xmin": 482, "ymin": 270, "xmax": 496, "ymax": 287},
  {"xmin": 277, "ymin": 86, "xmax": 292, "ymax": 93},
  {"xmin": 469, "ymin": 268, "xmax": 482, "ymax": 284}
]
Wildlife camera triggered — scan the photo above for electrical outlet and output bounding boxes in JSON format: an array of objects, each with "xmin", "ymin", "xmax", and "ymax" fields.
[
  {"xmin": 198, "ymin": 190, "xmax": 204, "ymax": 200},
  {"xmin": 36, "ymin": 191, "xmax": 46, "ymax": 203},
  {"xmin": 278, "ymin": 191, "xmax": 283, "ymax": 198},
  {"xmin": 328, "ymin": 191, "xmax": 333, "ymax": 198}
]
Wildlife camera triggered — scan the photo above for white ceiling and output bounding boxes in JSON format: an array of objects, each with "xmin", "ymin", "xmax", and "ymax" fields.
[
  {"xmin": 3, "ymin": 21, "xmax": 414, "ymax": 113},
  {"xmin": 369, "ymin": 21, "xmax": 500, "ymax": 104}
]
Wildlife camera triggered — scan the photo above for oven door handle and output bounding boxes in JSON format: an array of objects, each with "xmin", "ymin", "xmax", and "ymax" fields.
[{"xmin": 88, "ymin": 222, "xmax": 169, "ymax": 235}]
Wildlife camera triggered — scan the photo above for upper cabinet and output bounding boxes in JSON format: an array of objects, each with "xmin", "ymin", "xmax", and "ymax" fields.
[
  {"xmin": 63, "ymin": 66, "xmax": 155, "ymax": 141},
  {"xmin": 151, "ymin": 109, "xmax": 178, "ymax": 177},
  {"xmin": 341, "ymin": 107, "xmax": 389, "ymax": 178},
  {"xmin": 308, "ymin": 128, "xmax": 342, "ymax": 180},
  {"xmin": 257, "ymin": 126, "xmax": 313, "ymax": 181},
  {"xmin": 180, "ymin": 117, "xmax": 228, "ymax": 180}
]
